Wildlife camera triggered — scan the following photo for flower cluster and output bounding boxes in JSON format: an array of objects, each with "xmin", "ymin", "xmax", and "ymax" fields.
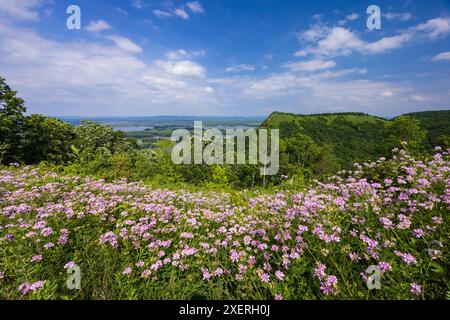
[{"xmin": 0, "ymin": 148, "xmax": 448, "ymax": 299}]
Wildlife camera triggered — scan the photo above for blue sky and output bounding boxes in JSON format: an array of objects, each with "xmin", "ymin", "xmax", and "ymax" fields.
[{"xmin": 0, "ymin": 0, "xmax": 449, "ymax": 117}]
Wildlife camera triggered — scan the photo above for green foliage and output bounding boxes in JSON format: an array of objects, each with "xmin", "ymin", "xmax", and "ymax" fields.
[
  {"xmin": 263, "ymin": 111, "xmax": 450, "ymax": 180},
  {"xmin": 263, "ymin": 112, "xmax": 386, "ymax": 170},
  {"xmin": 382, "ymin": 116, "xmax": 427, "ymax": 154},
  {"xmin": 143, "ymin": 139, "xmax": 183, "ymax": 184},
  {"xmin": 0, "ymin": 76, "xmax": 27, "ymax": 164},
  {"xmin": 283, "ymin": 131, "xmax": 321, "ymax": 169},
  {"xmin": 312, "ymin": 144, "xmax": 340, "ymax": 176},
  {"xmin": 210, "ymin": 164, "xmax": 229, "ymax": 186},
  {"xmin": 438, "ymin": 135, "xmax": 450, "ymax": 149},
  {"xmin": 0, "ymin": 76, "xmax": 26, "ymax": 117},
  {"xmin": 275, "ymin": 121, "xmax": 344, "ymax": 181},
  {"xmin": 405, "ymin": 110, "xmax": 450, "ymax": 149},
  {"xmin": 73, "ymin": 121, "xmax": 137, "ymax": 161},
  {"xmin": 22, "ymin": 115, "xmax": 76, "ymax": 164},
  {"xmin": 0, "ymin": 142, "xmax": 8, "ymax": 163}
]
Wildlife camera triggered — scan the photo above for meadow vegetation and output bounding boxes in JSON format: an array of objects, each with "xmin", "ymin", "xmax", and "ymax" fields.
[{"xmin": 1, "ymin": 76, "xmax": 449, "ymax": 300}]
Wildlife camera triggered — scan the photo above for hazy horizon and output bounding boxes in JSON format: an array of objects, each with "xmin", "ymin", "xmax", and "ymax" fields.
[{"xmin": 43, "ymin": 108, "xmax": 449, "ymax": 120}]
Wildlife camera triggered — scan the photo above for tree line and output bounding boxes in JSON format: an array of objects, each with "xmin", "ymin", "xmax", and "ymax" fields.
[{"xmin": 1, "ymin": 76, "xmax": 443, "ymax": 189}]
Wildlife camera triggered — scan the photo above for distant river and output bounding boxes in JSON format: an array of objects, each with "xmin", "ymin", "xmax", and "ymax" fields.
[{"xmin": 112, "ymin": 126, "xmax": 154, "ymax": 132}]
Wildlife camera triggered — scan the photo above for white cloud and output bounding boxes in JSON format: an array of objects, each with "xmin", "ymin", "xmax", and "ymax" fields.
[
  {"xmin": 244, "ymin": 73, "xmax": 299, "ymax": 97},
  {"xmin": 186, "ymin": 2, "xmax": 204, "ymax": 14},
  {"xmin": 284, "ymin": 59, "xmax": 336, "ymax": 72},
  {"xmin": 131, "ymin": 0, "xmax": 146, "ymax": 10},
  {"xmin": 174, "ymin": 8, "xmax": 189, "ymax": 20},
  {"xmin": 225, "ymin": 64, "xmax": 255, "ymax": 72},
  {"xmin": 0, "ymin": 0, "xmax": 43, "ymax": 20},
  {"xmin": 294, "ymin": 50, "xmax": 308, "ymax": 57},
  {"xmin": 115, "ymin": 7, "xmax": 128, "ymax": 16},
  {"xmin": 312, "ymin": 27, "xmax": 364, "ymax": 56},
  {"xmin": 155, "ymin": 60, "xmax": 206, "ymax": 78},
  {"xmin": 363, "ymin": 33, "xmax": 412, "ymax": 54},
  {"xmin": 0, "ymin": 19, "xmax": 217, "ymax": 115},
  {"xmin": 166, "ymin": 49, "xmax": 206, "ymax": 60},
  {"xmin": 166, "ymin": 49, "xmax": 188, "ymax": 59},
  {"xmin": 299, "ymin": 24, "xmax": 330, "ymax": 42},
  {"xmin": 338, "ymin": 13, "xmax": 360, "ymax": 26},
  {"xmin": 384, "ymin": 12, "xmax": 413, "ymax": 21},
  {"xmin": 192, "ymin": 50, "xmax": 206, "ymax": 57},
  {"xmin": 316, "ymin": 68, "xmax": 367, "ymax": 79},
  {"xmin": 153, "ymin": 7, "xmax": 192, "ymax": 20},
  {"xmin": 153, "ymin": 10, "xmax": 172, "ymax": 18},
  {"xmin": 414, "ymin": 17, "xmax": 450, "ymax": 39},
  {"xmin": 85, "ymin": 20, "xmax": 111, "ymax": 33},
  {"xmin": 233, "ymin": 71, "xmax": 444, "ymax": 117},
  {"xmin": 107, "ymin": 35, "xmax": 143, "ymax": 53},
  {"xmin": 410, "ymin": 95, "xmax": 427, "ymax": 101},
  {"xmin": 432, "ymin": 51, "xmax": 450, "ymax": 61},
  {"xmin": 382, "ymin": 91, "xmax": 394, "ymax": 97},
  {"xmin": 243, "ymin": 71, "xmax": 405, "ymax": 110},
  {"xmin": 346, "ymin": 13, "xmax": 360, "ymax": 21},
  {"xmin": 298, "ymin": 17, "xmax": 450, "ymax": 58}
]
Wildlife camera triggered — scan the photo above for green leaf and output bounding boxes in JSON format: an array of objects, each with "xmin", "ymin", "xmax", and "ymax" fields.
[
  {"xmin": 70, "ymin": 145, "xmax": 80, "ymax": 155},
  {"xmin": 430, "ymin": 261, "xmax": 444, "ymax": 273}
]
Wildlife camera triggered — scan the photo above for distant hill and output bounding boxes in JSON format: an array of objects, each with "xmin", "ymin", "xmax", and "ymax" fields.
[
  {"xmin": 261, "ymin": 110, "xmax": 450, "ymax": 169},
  {"xmin": 402, "ymin": 110, "xmax": 450, "ymax": 149}
]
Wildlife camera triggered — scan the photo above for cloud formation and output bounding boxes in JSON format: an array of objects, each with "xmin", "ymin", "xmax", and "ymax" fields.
[
  {"xmin": 131, "ymin": 0, "xmax": 146, "ymax": 10},
  {"xmin": 106, "ymin": 35, "xmax": 143, "ymax": 53},
  {"xmin": 0, "ymin": 4, "xmax": 447, "ymax": 117},
  {"xmin": 153, "ymin": 9, "xmax": 172, "ymax": 18},
  {"xmin": 85, "ymin": 20, "xmax": 111, "ymax": 33},
  {"xmin": 298, "ymin": 17, "xmax": 450, "ymax": 57},
  {"xmin": 284, "ymin": 59, "xmax": 336, "ymax": 72},
  {"xmin": 432, "ymin": 51, "xmax": 450, "ymax": 61},
  {"xmin": 0, "ymin": 19, "xmax": 217, "ymax": 115},
  {"xmin": 338, "ymin": 12, "xmax": 360, "ymax": 25},
  {"xmin": 152, "ymin": 2, "xmax": 204, "ymax": 20},
  {"xmin": 225, "ymin": 64, "xmax": 256, "ymax": 72},
  {"xmin": 174, "ymin": 8, "xmax": 189, "ymax": 20},
  {"xmin": 166, "ymin": 49, "xmax": 206, "ymax": 60},
  {"xmin": 155, "ymin": 60, "xmax": 206, "ymax": 78},
  {"xmin": 0, "ymin": 0, "xmax": 43, "ymax": 20},
  {"xmin": 384, "ymin": 12, "xmax": 413, "ymax": 21},
  {"xmin": 186, "ymin": 2, "xmax": 205, "ymax": 14}
]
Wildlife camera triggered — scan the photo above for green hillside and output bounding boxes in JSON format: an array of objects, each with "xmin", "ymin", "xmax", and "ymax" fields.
[
  {"xmin": 261, "ymin": 110, "xmax": 450, "ymax": 170},
  {"xmin": 403, "ymin": 110, "xmax": 450, "ymax": 149},
  {"xmin": 261, "ymin": 112, "xmax": 388, "ymax": 168}
]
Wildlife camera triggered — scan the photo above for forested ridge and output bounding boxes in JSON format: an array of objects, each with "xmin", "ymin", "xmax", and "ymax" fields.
[{"xmin": 262, "ymin": 110, "xmax": 450, "ymax": 172}]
